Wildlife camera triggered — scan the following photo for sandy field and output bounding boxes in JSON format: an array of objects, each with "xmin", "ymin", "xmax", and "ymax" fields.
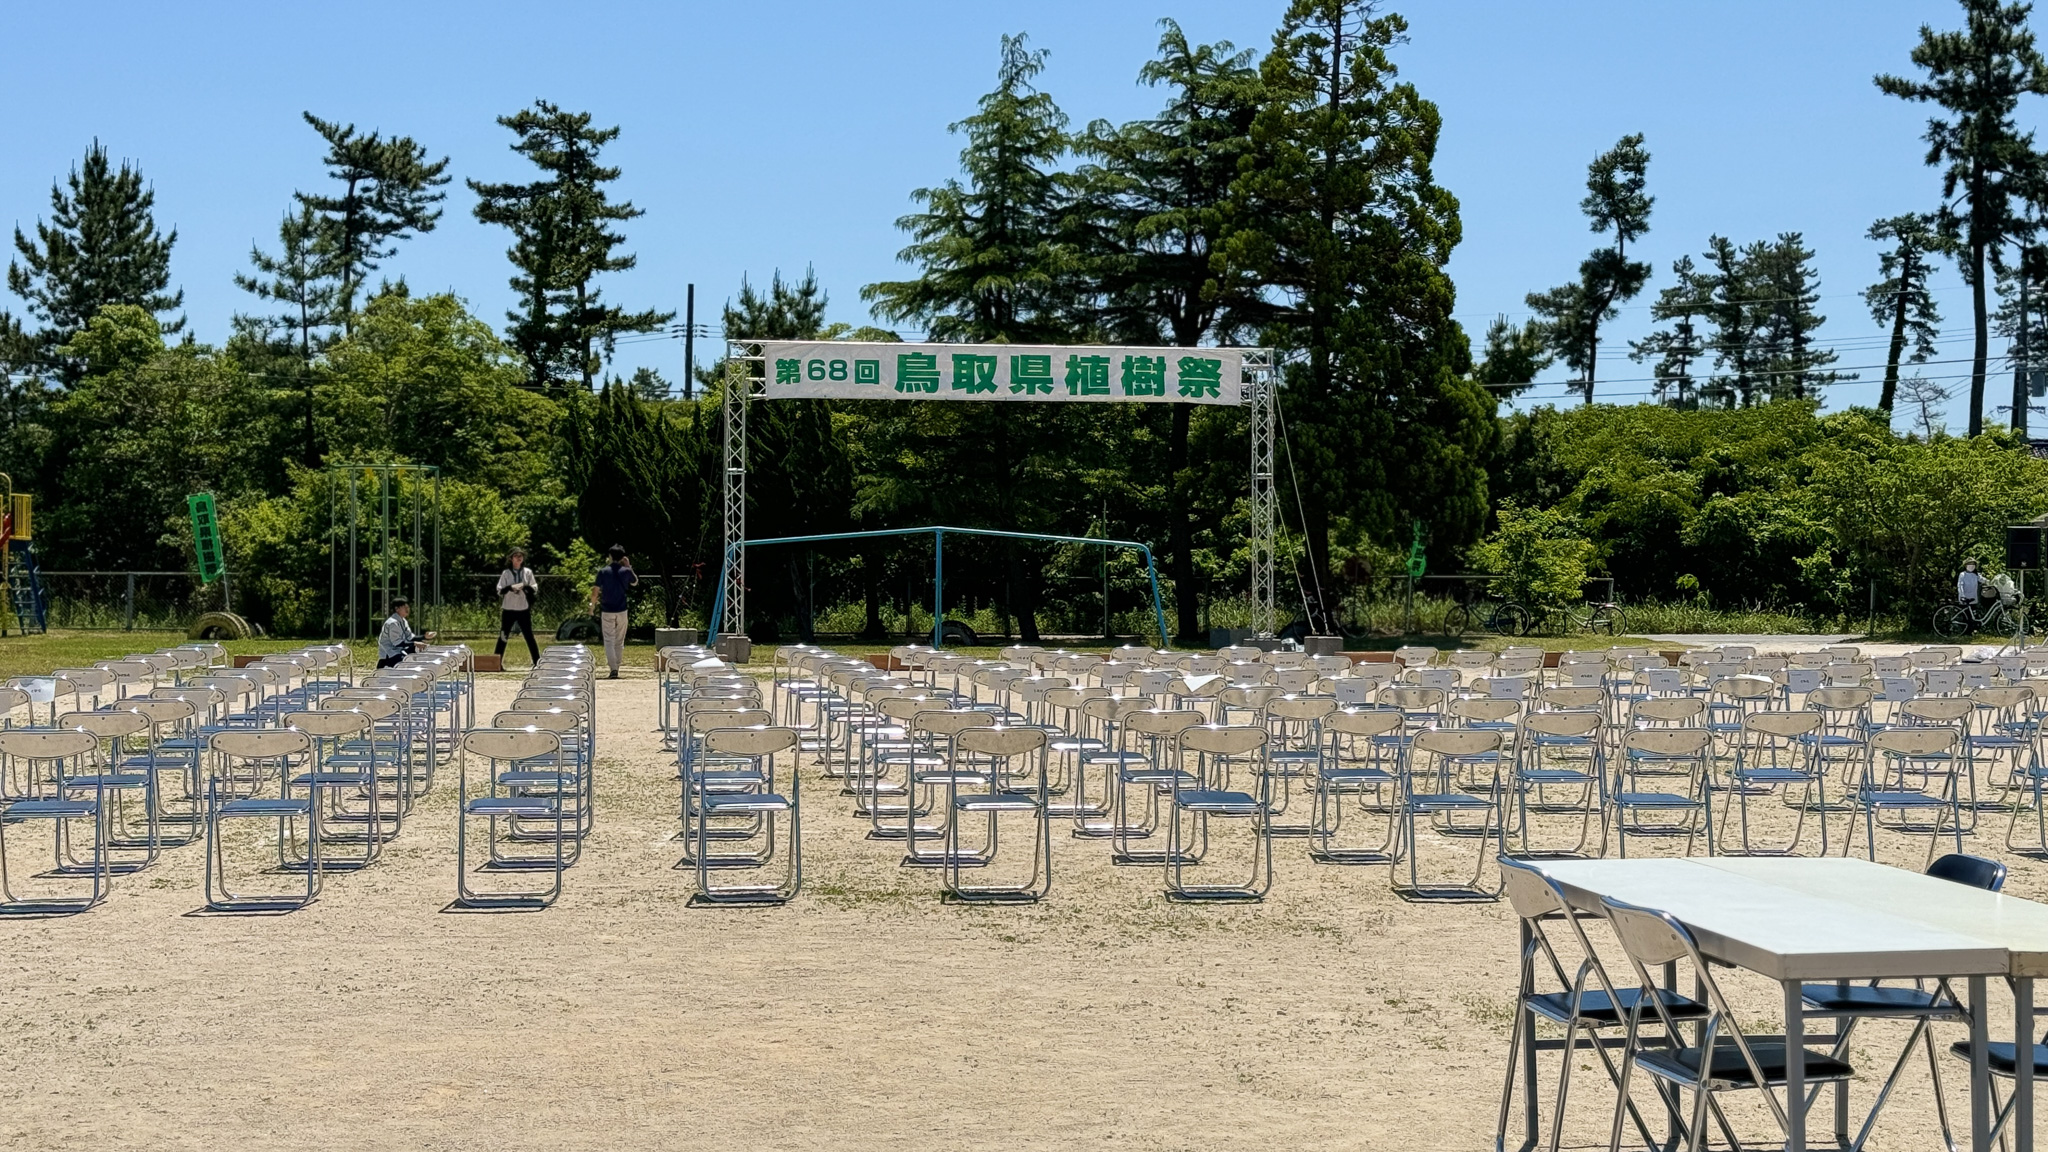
[{"xmin": 4, "ymin": 665, "xmax": 2042, "ymax": 1150}]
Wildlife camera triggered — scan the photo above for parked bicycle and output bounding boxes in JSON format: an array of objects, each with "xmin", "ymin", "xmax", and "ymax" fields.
[
  {"xmin": 1931, "ymin": 596, "xmax": 2031, "ymax": 640},
  {"xmin": 1442, "ymin": 595, "xmax": 1532, "ymax": 637},
  {"xmin": 1529, "ymin": 599, "xmax": 1628, "ymax": 636}
]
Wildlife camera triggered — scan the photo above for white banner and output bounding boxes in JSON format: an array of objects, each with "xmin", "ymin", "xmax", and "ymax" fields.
[{"xmin": 757, "ymin": 342, "xmax": 1244, "ymax": 406}]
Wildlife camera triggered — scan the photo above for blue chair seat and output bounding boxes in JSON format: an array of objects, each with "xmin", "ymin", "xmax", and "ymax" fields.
[
  {"xmin": 4, "ymin": 798, "xmax": 98, "ymax": 818},
  {"xmin": 1175, "ymin": 788, "xmax": 1260, "ymax": 815},
  {"xmin": 464, "ymin": 797, "xmax": 558, "ymax": 818},
  {"xmin": 1802, "ymin": 984, "xmax": 1948, "ymax": 1015},
  {"xmin": 218, "ymin": 797, "xmax": 311, "ymax": 817},
  {"xmin": 1950, "ymin": 1040, "xmax": 2048, "ymax": 1077},
  {"xmin": 1517, "ymin": 768, "xmax": 1596, "ymax": 784},
  {"xmin": 1530, "ymin": 986, "xmax": 1708, "ymax": 1027},
  {"xmin": 1615, "ymin": 790, "xmax": 1697, "ymax": 808},
  {"xmin": 1410, "ymin": 791, "xmax": 1492, "ymax": 812},
  {"xmin": 1859, "ymin": 789, "xmax": 1947, "ymax": 809},
  {"xmin": 700, "ymin": 792, "xmax": 792, "ymax": 814},
  {"xmin": 954, "ymin": 791, "xmax": 1041, "ymax": 813},
  {"xmin": 61, "ymin": 772, "xmax": 151, "ymax": 789},
  {"xmin": 1320, "ymin": 766, "xmax": 1394, "ymax": 785},
  {"xmin": 1732, "ymin": 768, "xmax": 1816, "ymax": 785}
]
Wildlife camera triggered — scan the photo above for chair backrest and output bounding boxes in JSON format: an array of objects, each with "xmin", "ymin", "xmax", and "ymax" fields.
[
  {"xmin": 954, "ymin": 725, "xmax": 1049, "ymax": 757},
  {"xmin": 1641, "ymin": 667, "xmax": 1685, "ymax": 694},
  {"xmin": 1827, "ymin": 662, "xmax": 1874, "ymax": 686},
  {"xmin": 59, "ymin": 709, "xmax": 147, "ymax": 740},
  {"xmin": 701, "ymin": 726, "xmax": 798, "ymax": 757},
  {"xmin": 1125, "ymin": 709, "xmax": 1204, "ymax": 738},
  {"xmin": 1870, "ymin": 726, "xmax": 1959, "ymax": 757},
  {"xmin": 495, "ymin": 709, "xmax": 578, "ymax": 733},
  {"xmin": 1221, "ymin": 684, "xmax": 1283, "ymax": 710},
  {"xmin": 1714, "ymin": 674, "xmax": 1776, "ymax": 701},
  {"xmin": 1900, "ymin": 696, "xmax": 1973, "ymax": 725},
  {"xmin": 462, "ymin": 727, "xmax": 561, "ymax": 762},
  {"xmin": 1326, "ymin": 708, "xmax": 1403, "ymax": 738},
  {"xmin": 1623, "ymin": 727, "xmax": 1712, "ymax": 756},
  {"xmin": 1498, "ymin": 855, "xmax": 1569, "ymax": 920},
  {"xmin": 287, "ymin": 710, "xmax": 371, "ymax": 739},
  {"xmin": 1409, "ymin": 668, "xmax": 1459, "ymax": 691},
  {"xmin": 1744, "ymin": 711, "xmax": 1821, "ymax": 739},
  {"xmin": 123, "ymin": 698, "xmax": 195, "ymax": 724},
  {"xmin": 1451, "ymin": 697, "xmax": 1520, "ymax": 725},
  {"xmin": 1809, "ymin": 685, "xmax": 1873, "ymax": 711},
  {"xmin": 1266, "ymin": 695, "xmax": 1337, "ymax": 722},
  {"xmin": 1393, "ymin": 645, "xmax": 1437, "ymax": 667},
  {"xmin": 1602, "ymin": 897, "xmax": 1694, "ymax": 967},
  {"xmin": 1412, "ymin": 728, "xmax": 1502, "ymax": 757},
  {"xmin": 1927, "ymin": 852, "xmax": 2007, "ymax": 891},
  {"xmin": 1480, "ymin": 676, "xmax": 1531, "ymax": 700},
  {"xmin": 1523, "ymin": 710, "xmax": 1601, "ymax": 739},
  {"xmin": 210, "ymin": 729, "xmax": 312, "ymax": 759},
  {"xmin": 1273, "ymin": 667, "xmax": 1320, "ymax": 694},
  {"xmin": 914, "ymin": 708, "xmax": 997, "ymax": 737},
  {"xmin": 689, "ymin": 708, "xmax": 773, "ymax": 732},
  {"xmin": 1539, "ymin": 686, "xmax": 1604, "ymax": 711},
  {"xmin": 1780, "ymin": 669, "xmax": 1824, "ymax": 695},
  {"xmin": 0, "ymin": 728, "xmax": 99, "ymax": 759},
  {"xmin": 1631, "ymin": 697, "xmax": 1704, "ymax": 725},
  {"xmin": 1922, "ymin": 668, "xmax": 1964, "ymax": 696},
  {"xmin": 1180, "ymin": 724, "xmax": 1267, "ymax": 757},
  {"xmin": 1331, "ymin": 679, "xmax": 1375, "ymax": 707},
  {"xmin": 1383, "ymin": 686, "xmax": 1445, "ymax": 711}
]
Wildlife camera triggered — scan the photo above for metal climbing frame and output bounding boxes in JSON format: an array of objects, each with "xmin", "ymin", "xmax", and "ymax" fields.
[
  {"xmin": 328, "ymin": 463, "xmax": 442, "ymax": 642},
  {"xmin": 718, "ymin": 341, "xmax": 1277, "ymax": 641},
  {"xmin": 705, "ymin": 524, "xmax": 1172, "ymax": 649}
]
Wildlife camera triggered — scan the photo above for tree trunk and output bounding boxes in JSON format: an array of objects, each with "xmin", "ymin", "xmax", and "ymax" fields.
[
  {"xmin": 1008, "ymin": 541, "xmax": 1040, "ymax": 642},
  {"xmin": 861, "ymin": 546, "xmax": 885, "ymax": 639},
  {"xmin": 1970, "ymin": 219, "xmax": 1989, "ymax": 437},
  {"xmin": 1880, "ymin": 268, "xmax": 1910, "ymax": 414},
  {"xmin": 1167, "ymin": 402, "xmax": 1198, "ymax": 643}
]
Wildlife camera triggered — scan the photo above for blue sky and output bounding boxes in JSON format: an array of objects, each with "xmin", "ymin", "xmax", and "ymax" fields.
[{"xmin": 0, "ymin": 1, "xmax": 2014, "ymax": 427}]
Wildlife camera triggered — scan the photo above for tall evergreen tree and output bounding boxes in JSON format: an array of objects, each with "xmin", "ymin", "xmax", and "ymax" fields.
[
  {"xmin": 1865, "ymin": 213, "xmax": 1947, "ymax": 414},
  {"xmin": 1994, "ymin": 239, "xmax": 2048, "ymax": 428},
  {"xmin": 1631, "ymin": 255, "xmax": 1710, "ymax": 408},
  {"xmin": 295, "ymin": 113, "xmax": 451, "ymax": 334},
  {"xmin": 1695, "ymin": 236, "xmax": 1762, "ymax": 407},
  {"xmin": 1877, "ymin": 0, "xmax": 2048, "ymax": 435},
  {"xmin": 470, "ymin": 101, "xmax": 672, "ymax": 390},
  {"xmin": 8, "ymin": 141, "xmax": 183, "ymax": 372},
  {"xmin": 1527, "ymin": 134, "xmax": 1653, "ymax": 401},
  {"xmin": 1229, "ymin": 0, "xmax": 1494, "ymax": 592},
  {"xmin": 863, "ymin": 34, "xmax": 1077, "ymax": 342},
  {"xmin": 1076, "ymin": 19, "xmax": 1266, "ymax": 641},
  {"xmin": 1473, "ymin": 315, "xmax": 1552, "ymax": 399},
  {"xmin": 1748, "ymin": 233, "xmax": 1843, "ymax": 401},
  {"xmin": 234, "ymin": 204, "xmax": 342, "ymax": 362}
]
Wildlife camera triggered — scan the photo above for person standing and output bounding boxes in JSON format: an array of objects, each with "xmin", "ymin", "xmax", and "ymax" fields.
[
  {"xmin": 376, "ymin": 599, "xmax": 432, "ymax": 669},
  {"xmin": 1958, "ymin": 558, "xmax": 1985, "ymax": 605},
  {"xmin": 494, "ymin": 548, "xmax": 542, "ymax": 667},
  {"xmin": 591, "ymin": 544, "xmax": 638, "ymax": 679}
]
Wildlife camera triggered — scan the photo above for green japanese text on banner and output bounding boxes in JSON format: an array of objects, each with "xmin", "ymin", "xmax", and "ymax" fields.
[{"xmin": 757, "ymin": 342, "xmax": 1244, "ymax": 406}]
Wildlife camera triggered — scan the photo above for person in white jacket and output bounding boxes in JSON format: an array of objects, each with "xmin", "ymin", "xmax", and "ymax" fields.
[
  {"xmin": 494, "ymin": 548, "xmax": 542, "ymax": 666},
  {"xmin": 1957, "ymin": 558, "xmax": 1984, "ymax": 605}
]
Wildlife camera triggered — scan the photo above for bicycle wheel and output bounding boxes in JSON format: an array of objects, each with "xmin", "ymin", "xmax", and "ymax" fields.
[
  {"xmin": 1588, "ymin": 604, "xmax": 1625, "ymax": 636},
  {"xmin": 1496, "ymin": 603, "xmax": 1533, "ymax": 637},
  {"xmin": 1931, "ymin": 604, "xmax": 1972, "ymax": 638},
  {"xmin": 1442, "ymin": 604, "xmax": 1473, "ymax": 638}
]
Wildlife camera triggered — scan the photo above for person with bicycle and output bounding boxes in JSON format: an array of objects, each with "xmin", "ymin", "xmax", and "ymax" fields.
[{"xmin": 1957, "ymin": 558, "xmax": 1988, "ymax": 608}]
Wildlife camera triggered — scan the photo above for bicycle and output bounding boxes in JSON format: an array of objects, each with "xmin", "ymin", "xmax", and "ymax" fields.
[
  {"xmin": 1442, "ymin": 595, "xmax": 1532, "ymax": 637},
  {"xmin": 1931, "ymin": 597, "xmax": 2030, "ymax": 641},
  {"xmin": 1551, "ymin": 599, "xmax": 1628, "ymax": 636}
]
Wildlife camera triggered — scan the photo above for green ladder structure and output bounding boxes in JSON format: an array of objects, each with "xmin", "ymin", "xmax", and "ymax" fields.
[{"xmin": 188, "ymin": 492, "xmax": 230, "ymax": 610}]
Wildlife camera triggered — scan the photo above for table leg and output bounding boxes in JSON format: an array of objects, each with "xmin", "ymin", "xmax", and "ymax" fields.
[
  {"xmin": 1520, "ymin": 920, "xmax": 1538, "ymax": 1150},
  {"xmin": 1785, "ymin": 980, "xmax": 1806, "ymax": 1152},
  {"xmin": 1973, "ymin": 975, "xmax": 1992, "ymax": 1152},
  {"xmin": 2019, "ymin": 976, "xmax": 2035, "ymax": 1152}
]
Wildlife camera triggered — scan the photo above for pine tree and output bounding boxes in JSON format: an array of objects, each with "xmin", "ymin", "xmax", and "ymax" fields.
[
  {"xmin": 1630, "ymin": 256, "xmax": 1710, "ymax": 408},
  {"xmin": 1877, "ymin": 0, "xmax": 2048, "ymax": 435},
  {"xmin": 1994, "ymin": 240, "xmax": 2048, "ymax": 428},
  {"xmin": 469, "ymin": 101, "xmax": 672, "ymax": 390},
  {"xmin": 234, "ymin": 204, "xmax": 342, "ymax": 362},
  {"xmin": 1527, "ymin": 134, "xmax": 1653, "ymax": 401},
  {"xmin": 1696, "ymin": 236, "xmax": 1762, "ymax": 406},
  {"xmin": 295, "ymin": 113, "xmax": 451, "ymax": 334},
  {"xmin": 1229, "ymin": 0, "xmax": 1494, "ymax": 577},
  {"xmin": 1473, "ymin": 315, "xmax": 1552, "ymax": 399},
  {"xmin": 1075, "ymin": 19, "xmax": 1266, "ymax": 641},
  {"xmin": 8, "ymin": 141, "xmax": 183, "ymax": 371},
  {"xmin": 1865, "ymin": 213, "xmax": 1946, "ymax": 414},
  {"xmin": 862, "ymin": 34, "xmax": 1078, "ymax": 342},
  {"xmin": 1749, "ymin": 233, "xmax": 1843, "ymax": 401}
]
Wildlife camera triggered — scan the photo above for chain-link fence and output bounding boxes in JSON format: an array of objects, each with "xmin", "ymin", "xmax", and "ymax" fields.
[{"xmin": 441, "ymin": 573, "xmax": 701, "ymax": 639}]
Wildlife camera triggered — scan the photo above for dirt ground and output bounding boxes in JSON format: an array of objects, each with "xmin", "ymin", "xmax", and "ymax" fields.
[{"xmin": 4, "ymin": 665, "xmax": 2043, "ymax": 1150}]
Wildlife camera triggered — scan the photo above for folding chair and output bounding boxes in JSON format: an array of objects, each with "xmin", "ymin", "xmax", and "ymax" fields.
[
  {"xmin": 943, "ymin": 725, "xmax": 1051, "ymax": 903},
  {"xmin": 0, "ymin": 730, "xmax": 110, "ymax": 913},
  {"xmin": 1109, "ymin": 708, "xmax": 1204, "ymax": 864},
  {"xmin": 1847, "ymin": 725, "xmax": 1965, "ymax": 867},
  {"xmin": 283, "ymin": 710, "xmax": 384, "ymax": 867},
  {"xmin": 1310, "ymin": 708, "xmax": 1403, "ymax": 864},
  {"xmin": 1506, "ymin": 710, "xmax": 1607, "ymax": 858},
  {"xmin": 56, "ymin": 709, "xmax": 160, "ymax": 870},
  {"xmin": 1603, "ymin": 897, "xmax": 1855, "ymax": 1152},
  {"xmin": 1613, "ymin": 728, "xmax": 1713, "ymax": 858},
  {"xmin": 1164, "ymin": 724, "xmax": 1271, "ymax": 901},
  {"xmin": 455, "ymin": 728, "xmax": 568, "ymax": 909},
  {"xmin": 1260, "ymin": 694, "xmax": 1333, "ymax": 836},
  {"xmin": 902, "ymin": 707, "xmax": 997, "ymax": 867},
  {"xmin": 1718, "ymin": 711, "xmax": 1829, "ymax": 856},
  {"xmin": 204, "ymin": 729, "xmax": 320, "ymax": 911},
  {"xmin": 1801, "ymin": 852, "xmax": 2003, "ymax": 1152},
  {"xmin": 1392, "ymin": 728, "xmax": 1502, "ymax": 900},
  {"xmin": 1496, "ymin": 856, "xmax": 1705, "ymax": 1152},
  {"xmin": 691, "ymin": 726, "xmax": 800, "ymax": 904}
]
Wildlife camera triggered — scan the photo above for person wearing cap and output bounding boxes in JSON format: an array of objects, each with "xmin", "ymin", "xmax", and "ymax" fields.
[
  {"xmin": 1958, "ymin": 558, "xmax": 1985, "ymax": 605},
  {"xmin": 591, "ymin": 544, "xmax": 638, "ymax": 679},
  {"xmin": 376, "ymin": 599, "xmax": 433, "ymax": 669},
  {"xmin": 494, "ymin": 548, "xmax": 542, "ymax": 667}
]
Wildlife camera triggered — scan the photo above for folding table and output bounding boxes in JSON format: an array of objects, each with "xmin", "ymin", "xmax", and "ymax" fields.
[{"xmin": 1534, "ymin": 856, "xmax": 2048, "ymax": 1152}]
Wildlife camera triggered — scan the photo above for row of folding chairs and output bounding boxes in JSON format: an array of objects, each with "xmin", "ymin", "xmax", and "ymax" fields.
[
  {"xmin": 670, "ymin": 647, "xmax": 801, "ymax": 904},
  {"xmin": 455, "ymin": 644, "xmax": 594, "ymax": 909}
]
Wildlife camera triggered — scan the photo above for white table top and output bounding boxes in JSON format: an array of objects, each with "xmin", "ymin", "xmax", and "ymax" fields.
[{"xmin": 1537, "ymin": 857, "xmax": 2048, "ymax": 981}]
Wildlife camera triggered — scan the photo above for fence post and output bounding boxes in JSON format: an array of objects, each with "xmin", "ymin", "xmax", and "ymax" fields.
[
  {"xmin": 1868, "ymin": 577, "xmax": 1877, "ymax": 638},
  {"xmin": 123, "ymin": 572, "xmax": 136, "ymax": 631},
  {"xmin": 1405, "ymin": 574, "xmax": 1414, "ymax": 635}
]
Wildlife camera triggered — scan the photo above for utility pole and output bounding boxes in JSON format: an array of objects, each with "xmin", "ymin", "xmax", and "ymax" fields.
[
  {"xmin": 2016, "ymin": 253, "xmax": 2033, "ymax": 438},
  {"xmin": 682, "ymin": 283, "xmax": 696, "ymax": 401}
]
